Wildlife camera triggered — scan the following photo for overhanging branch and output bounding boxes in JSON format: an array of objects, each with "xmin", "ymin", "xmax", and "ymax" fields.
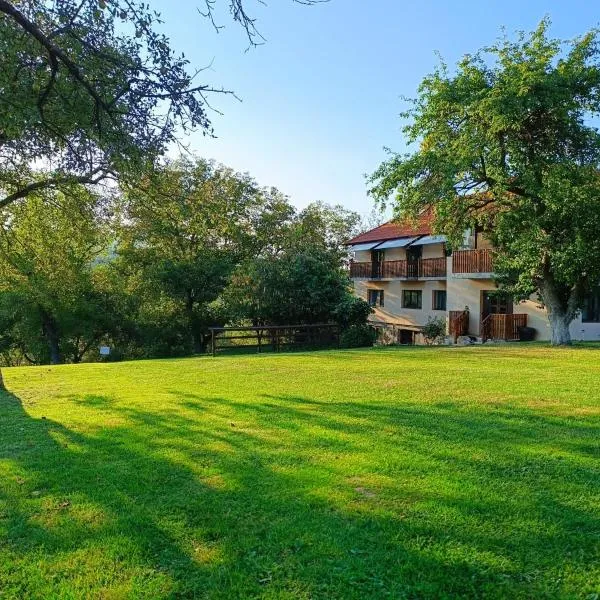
[{"xmin": 0, "ymin": 168, "xmax": 109, "ymax": 208}]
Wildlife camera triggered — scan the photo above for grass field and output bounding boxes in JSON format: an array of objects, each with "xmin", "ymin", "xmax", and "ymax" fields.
[{"xmin": 1, "ymin": 345, "xmax": 599, "ymax": 599}]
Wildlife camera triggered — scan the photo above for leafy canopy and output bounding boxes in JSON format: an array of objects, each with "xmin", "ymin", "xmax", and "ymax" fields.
[{"xmin": 369, "ymin": 20, "xmax": 600, "ymax": 339}]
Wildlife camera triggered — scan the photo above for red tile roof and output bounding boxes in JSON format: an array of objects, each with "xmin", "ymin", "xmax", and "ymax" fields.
[{"xmin": 346, "ymin": 211, "xmax": 434, "ymax": 245}]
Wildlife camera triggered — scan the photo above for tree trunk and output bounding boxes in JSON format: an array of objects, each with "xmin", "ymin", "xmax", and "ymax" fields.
[
  {"xmin": 192, "ymin": 331, "xmax": 204, "ymax": 355},
  {"xmin": 547, "ymin": 310, "xmax": 572, "ymax": 346},
  {"xmin": 540, "ymin": 275, "xmax": 581, "ymax": 347},
  {"xmin": 0, "ymin": 368, "xmax": 5, "ymax": 391},
  {"xmin": 40, "ymin": 308, "xmax": 62, "ymax": 364},
  {"xmin": 185, "ymin": 290, "xmax": 206, "ymax": 354}
]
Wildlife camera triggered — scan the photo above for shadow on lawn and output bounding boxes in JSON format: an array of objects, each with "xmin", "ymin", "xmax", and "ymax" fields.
[{"xmin": 1, "ymin": 389, "xmax": 599, "ymax": 598}]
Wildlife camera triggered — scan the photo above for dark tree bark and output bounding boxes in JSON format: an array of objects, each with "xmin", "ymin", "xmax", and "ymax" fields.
[{"xmin": 40, "ymin": 308, "xmax": 62, "ymax": 364}]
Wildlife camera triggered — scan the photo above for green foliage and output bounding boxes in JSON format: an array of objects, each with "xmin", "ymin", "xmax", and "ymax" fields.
[
  {"xmin": 0, "ymin": 156, "xmax": 361, "ymax": 363},
  {"xmin": 421, "ymin": 316, "xmax": 447, "ymax": 345},
  {"xmin": 0, "ymin": 188, "xmax": 119, "ymax": 364},
  {"xmin": 339, "ymin": 324, "xmax": 376, "ymax": 348},
  {"xmin": 0, "ymin": 0, "xmax": 223, "ymax": 207},
  {"xmin": 118, "ymin": 158, "xmax": 294, "ymax": 353},
  {"xmin": 115, "ymin": 158, "xmax": 362, "ymax": 356},
  {"xmin": 333, "ymin": 296, "xmax": 374, "ymax": 329},
  {"xmin": 370, "ymin": 19, "xmax": 600, "ymax": 344},
  {"xmin": 224, "ymin": 249, "xmax": 350, "ymax": 326}
]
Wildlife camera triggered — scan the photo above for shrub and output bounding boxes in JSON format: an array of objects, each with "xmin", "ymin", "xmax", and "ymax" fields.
[
  {"xmin": 333, "ymin": 296, "xmax": 373, "ymax": 329},
  {"xmin": 422, "ymin": 317, "xmax": 446, "ymax": 345},
  {"xmin": 340, "ymin": 324, "xmax": 376, "ymax": 348}
]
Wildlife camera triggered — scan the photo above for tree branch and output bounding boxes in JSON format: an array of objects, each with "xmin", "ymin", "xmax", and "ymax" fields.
[
  {"xmin": 0, "ymin": 0, "xmax": 113, "ymax": 125},
  {"xmin": 0, "ymin": 168, "xmax": 109, "ymax": 209}
]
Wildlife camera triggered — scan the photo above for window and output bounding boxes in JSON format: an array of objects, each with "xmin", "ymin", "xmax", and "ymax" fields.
[
  {"xmin": 368, "ymin": 289, "xmax": 384, "ymax": 307},
  {"xmin": 582, "ymin": 290, "xmax": 600, "ymax": 323},
  {"xmin": 432, "ymin": 290, "xmax": 447, "ymax": 311},
  {"xmin": 402, "ymin": 290, "xmax": 422, "ymax": 309}
]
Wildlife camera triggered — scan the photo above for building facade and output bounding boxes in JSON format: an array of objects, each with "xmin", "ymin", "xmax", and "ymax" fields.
[{"xmin": 347, "ymin": 216, "xmax": 600, "ymax": 344}]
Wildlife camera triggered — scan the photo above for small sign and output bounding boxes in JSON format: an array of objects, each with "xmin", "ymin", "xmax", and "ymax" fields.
[{"xmin": 99, "ymin": 346, "xmax": 111, "ymax": 356}]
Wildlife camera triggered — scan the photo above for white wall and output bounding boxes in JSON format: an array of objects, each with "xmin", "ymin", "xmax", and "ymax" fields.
[
  {"xmin": 351, "ymin": 246, "xmax": 600, "ymax": 343},
  {"xmin": 354, "ymin": 279, "xmax": 447, "ymax": 328},
  {"xmin": 446, "ymin": 262, "xmax": 600, "ymax": 341}
]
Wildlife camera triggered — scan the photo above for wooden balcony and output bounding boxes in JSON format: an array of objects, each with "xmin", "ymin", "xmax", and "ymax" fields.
[
  {"xmin": 481, "ymin": 313, "xmax": 527, "ymax": 341},
  {"xmin": 350, "ymin": 257, "xmax": 447, "ymax": 280},
  {"xmin": 452, "ymin": 249, "xmax": 493, "ymax": 275}
]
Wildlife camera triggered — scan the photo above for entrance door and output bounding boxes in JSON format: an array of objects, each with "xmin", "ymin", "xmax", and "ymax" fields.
[
  {"xmin": 371, "ymin": 249, "xmax": 384, "ymax": 278},
  {"xmin": 406, "ymin": 246, "xmax": 422, "ymax": 278},
  {"xmin": 481, "ymin": 291, "xmax": 513, "ymax": 318},
  {"xmin": 481, "ymin": 291, "xmax": 514, "ymax": 339}
]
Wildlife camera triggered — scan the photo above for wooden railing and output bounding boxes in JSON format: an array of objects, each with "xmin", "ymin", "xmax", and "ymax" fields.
[
  {"xmin": 349, "ymin": 261, "xmax": 373, "ymax": 278},
  {"xmin": 449, "ymin": 310, "xmax": 469, "ymax": 339},
  {"xmin": 350, "ymin": 257, "xmax": 446, "ymax": 279},
  {"xmin": 452, "ymin": 249, "xmax": 493, "ymax": 274},
  {"xmin": 209, "ymin": 324, "xmax": 340, "ymax": 356},
  {"xmin": 481, "ymin": 313, "xmax": 527, "ymax": 341}
]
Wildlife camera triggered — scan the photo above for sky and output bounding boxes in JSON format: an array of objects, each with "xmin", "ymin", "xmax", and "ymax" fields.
[{"xmin": 150, "ymin": 0, "xmax": 600, "ymax": 217}]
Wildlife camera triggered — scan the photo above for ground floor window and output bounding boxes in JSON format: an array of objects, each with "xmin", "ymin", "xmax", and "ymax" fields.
[
  {"xmin": 582, "ymin": 290, "xmax": 600, "ymax": 323},
  {"xmin": 432, "ymin": 289, "xmax": 447, "ymax": 311},
  {"xmin": 402, "ymin": 289, "xmax": 422, "ymax": 309},
  {"xmin": 368, "ymin": 289, "xmax": 384, "ymax": 307}
]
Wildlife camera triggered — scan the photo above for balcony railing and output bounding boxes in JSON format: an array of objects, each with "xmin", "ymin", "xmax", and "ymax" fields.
[
  {"xmin": 449, "ymin": 310, "xmax": 469, "ymax": 339},
  {"xmin": 452, "ymin": 249, "xmax": 493, "ymax": 274},
  {"xmin": 481, "ymin": 313, "xmax": 527, "ymax": 341},
  {"xmin": 350, "ymin": 257, "xmax": 446, "ymax": 279}
]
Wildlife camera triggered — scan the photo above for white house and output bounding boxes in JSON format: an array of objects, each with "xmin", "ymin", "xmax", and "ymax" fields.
[{"xmin": 347, "ymin": 213, "xmax": 600, "ymax": 344}]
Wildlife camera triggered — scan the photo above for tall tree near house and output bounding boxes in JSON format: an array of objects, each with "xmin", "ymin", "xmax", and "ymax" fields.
[{"xmin": 369, "ymin": 19, "xmax": 600, "ymax": 345}]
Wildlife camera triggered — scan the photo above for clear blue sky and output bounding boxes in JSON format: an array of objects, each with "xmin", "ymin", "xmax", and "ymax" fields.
[{"xmin": 150, "ymin": 0, "xmax": 599, "ymax": 216}]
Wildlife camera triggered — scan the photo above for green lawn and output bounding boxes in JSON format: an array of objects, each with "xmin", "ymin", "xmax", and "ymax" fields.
[{"xmin": 1, "ymin": 346, "xmax": 599, "ymax": 599}]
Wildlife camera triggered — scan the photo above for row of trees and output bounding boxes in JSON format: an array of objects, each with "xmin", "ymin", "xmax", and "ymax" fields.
[
  {"xmin": 0, "ymin": 158, "xmax": 373, "ymax": 365},
  {"xmin": 0, "ymin": 0, "xmax": 326, "ymax": 382}
]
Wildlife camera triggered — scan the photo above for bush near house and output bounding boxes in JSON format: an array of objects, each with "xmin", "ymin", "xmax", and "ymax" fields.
[{"xmin": 422, "ymin": 316, "xmax": 447, "ymax": 345}]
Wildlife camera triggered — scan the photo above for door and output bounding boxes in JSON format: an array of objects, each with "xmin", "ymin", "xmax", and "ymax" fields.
[
  {"xmin": 481, "ymin": 291, "xmax": 513, "ymax": 318},
  {"xmin": 371, "ymin": 249, "xmax": 384, "ymax": 278},
  {"xmin": 399, "ymin": 329, "xmax": 414, "ymax": 345},
  {"xmin": 481, "ymin": 291, "xmax": 513, "ymax": 338},
  {"xmin": 406, "ymin": 246, "xmax": 422, "ymax": 278}
]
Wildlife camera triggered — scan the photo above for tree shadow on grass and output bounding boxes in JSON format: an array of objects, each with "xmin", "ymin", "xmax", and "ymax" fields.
[{"xmin": 1, "ymin": 389, "xmax": 599, "ymax": 598}]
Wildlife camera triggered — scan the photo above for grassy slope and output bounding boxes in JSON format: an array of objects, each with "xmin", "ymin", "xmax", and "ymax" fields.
[{"xmin": 0, "ymin": 345, "xmax": 599, "ymax": 599}]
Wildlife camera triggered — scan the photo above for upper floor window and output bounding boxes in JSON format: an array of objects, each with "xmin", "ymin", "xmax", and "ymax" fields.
[
  {"xmin": 402, "ymin": 290, "xmax": 422, "ymax": 309},
  {"xmin": 432, "ymin": 290, "xmax": 447, "ymax": 311},
  {"xmin": 368, "ymin": 289, "xmax": 384, "ymax": 307},
  {"xmin": 582, "ymin": 290, "xmax": 600, "ymax": 323}
]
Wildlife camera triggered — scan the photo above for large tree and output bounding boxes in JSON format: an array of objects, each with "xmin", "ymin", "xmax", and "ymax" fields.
[
  {"xmin": 118, "ymin": 157, "xmax": 290, "ymax": 353},
  {"xmin": 0, "ymin": 187, "xmax": 115, "ymax": 364},
  {"xmin": 0, "ymin": 0, "xmax": 324, "ymax": 206},
  {"xmin": 370, "ymin": 20, "xmax": 600, "ymax": 345}
]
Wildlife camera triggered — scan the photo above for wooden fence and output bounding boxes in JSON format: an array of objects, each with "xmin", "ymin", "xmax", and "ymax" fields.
[
  {"xmin": 481, "ymin": 314, "xmax": 527, "ymax": 341},
  {"xmin": 449, "ymin": 310, "xmax": 469, "ymax": 339},
  {"xmin": 209, "ymin": 324, "xmax": 340, "ymax": 356}
]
